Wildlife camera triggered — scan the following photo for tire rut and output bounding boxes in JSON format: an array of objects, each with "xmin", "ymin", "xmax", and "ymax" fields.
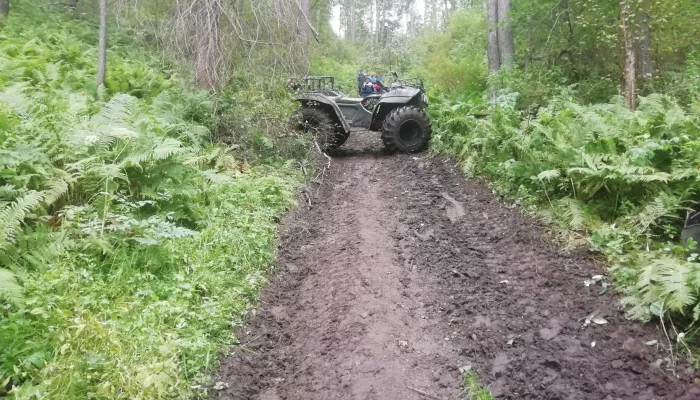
[{"xmin": 216, "ymin": 132, "xmax": 700, "ymax": 400}]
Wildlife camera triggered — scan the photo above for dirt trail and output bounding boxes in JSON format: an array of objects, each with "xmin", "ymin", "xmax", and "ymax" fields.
[{"xmin": 217, "ymin": 133, "xmax": 700, "ymax": 399}]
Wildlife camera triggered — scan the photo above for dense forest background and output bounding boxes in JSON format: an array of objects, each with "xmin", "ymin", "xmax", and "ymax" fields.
[{"xmin": 1, "ymin": 0, "xmax": 700, "ymax": 398}]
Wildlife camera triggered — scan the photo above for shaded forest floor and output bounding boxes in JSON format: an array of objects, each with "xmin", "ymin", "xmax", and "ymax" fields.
[{"xmin": 215, "ymin": 132, "xmax": 700, "ymax": 399}]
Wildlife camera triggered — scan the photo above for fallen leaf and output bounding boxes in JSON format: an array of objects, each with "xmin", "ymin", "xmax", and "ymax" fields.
[
  {"xmin": 645, "ymin": 340, "xmax": 658, "ymax": 346},
  {"xmin": 591, "ymin": 316, "xmax": 608, "ymax": 325}
]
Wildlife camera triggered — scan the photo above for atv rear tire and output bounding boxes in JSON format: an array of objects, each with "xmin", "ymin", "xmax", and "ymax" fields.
[
  {"xmin": 381, "ymin": 106, "xmax": 431, "ymax": 152},
  {"xmin": 292, "ymin": 107, "xmax": 348, "ymax": 149}
]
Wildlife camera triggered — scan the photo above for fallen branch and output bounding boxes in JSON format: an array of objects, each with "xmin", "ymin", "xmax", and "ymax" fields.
[
  {"xmin": 313, "ymin": 140, "xmax": 331, "ymax": 197},
  {"xmin": 314, "ymin": 140, "xmax": 331, "ymax": 170},
  {"xmin": 406, "ymin": 386, "xmax": 444, "ymax": 400},
  {"xmin": 659, "ymin": 304, "xmax": 677, "ymax": 377}
]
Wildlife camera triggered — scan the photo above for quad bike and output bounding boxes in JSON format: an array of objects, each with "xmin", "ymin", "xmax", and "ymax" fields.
[{"xmin": 290, "ymin": 75, "xmax": 431, "ymax": 152}]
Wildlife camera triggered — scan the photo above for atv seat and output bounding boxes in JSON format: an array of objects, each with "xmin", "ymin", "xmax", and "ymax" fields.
[{"xmin": 334, "ymin": 96, "xmax": 365, "ymax": 104}]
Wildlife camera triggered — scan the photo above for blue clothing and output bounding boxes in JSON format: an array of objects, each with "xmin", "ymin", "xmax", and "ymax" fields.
[{"xmin": 360, "ymin": 82, "xmax": 374, "ymax": 97}]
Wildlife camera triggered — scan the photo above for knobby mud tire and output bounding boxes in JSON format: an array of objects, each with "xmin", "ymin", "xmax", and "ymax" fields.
[
  {"xmin": 292, "ymin": 107, "xmax": 348, "ymax": 149},
  {"xmin": 381, "ymin": 106, "xmax": 431, "ymax": 153}
]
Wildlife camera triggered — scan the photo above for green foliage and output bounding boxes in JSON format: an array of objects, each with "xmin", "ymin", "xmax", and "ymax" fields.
[
  {"xmin": 432, "ymin": 90, "xmax": 700, "ymax": 326},
  {"xmin": 461, "ymin": 371, "xmax": 494, "ymax": 400},
  {"xmin": 412, "ymin": 9, "xmax": 488, "ymax": 99},
  {"xmin": 0, "ymin": 3, "xmax": 305, "ymax": 398}
]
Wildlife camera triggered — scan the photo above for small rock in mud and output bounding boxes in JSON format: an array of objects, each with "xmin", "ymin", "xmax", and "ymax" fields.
[{"xmin": 415, "ymin": 229, "xmax": 435, "ymax": 241}]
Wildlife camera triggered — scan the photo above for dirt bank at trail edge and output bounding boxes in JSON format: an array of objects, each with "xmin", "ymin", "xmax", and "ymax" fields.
[{"xmin": 217, "ymin": 132, "xmax": 700, "ymax": 400}]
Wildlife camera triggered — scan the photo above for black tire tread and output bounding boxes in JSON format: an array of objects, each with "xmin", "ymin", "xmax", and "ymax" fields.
[
  {"xmin": 293, "ymin": 107, "xmax": 348, "ymax": 149},
  {"xmin": 381, "ymin": 106, "xmax": 432, "ymax": 153}
]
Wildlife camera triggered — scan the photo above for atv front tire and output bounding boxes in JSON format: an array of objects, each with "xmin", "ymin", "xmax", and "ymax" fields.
[
  {"xmin": 381, "ymin": 106, "xmax": 431, "ymax": 152},
  {"xmin": 292, "ymin": 107, "xmax": 348, "ymax": 149}
]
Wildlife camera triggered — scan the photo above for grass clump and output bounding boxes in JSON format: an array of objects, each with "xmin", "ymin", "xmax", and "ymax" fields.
[{"xmin": 461, "ymin": 371, "xmax": 493, "ymax": 400}]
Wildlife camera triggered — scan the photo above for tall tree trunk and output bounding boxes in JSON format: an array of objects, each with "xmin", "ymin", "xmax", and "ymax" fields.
[
  {"xmin": 194, "ymin": 0, "xmax": 222, "ymax": 90},
  {"xmin": 634, "ymin": 11, "xmax": 653, "ymax": 82},
  {"xmin": 497, "ymin": 0, "xmax": 514, "ymax": 70},
  {"xmin": 0, "ymin": 0, "xmax": 10, "ymax": 18},
  {"xmin": 375, "ymin": 0, "xmax": 381, "ymax": 45},
  {"xmin": 620, "ymin": 0, "xmax": 636, "ymax": 109},
  {"xmin": 486, "ymin": 0, "xmax": 500, "ymax": 74},
  {"xmin": 349, "ymin": 0, "xmax": 355, "ymax": 41},
  {"xmin": 96, "ymin": 0, "xmax": 107, "ymax": 88},
  {"xmin": 486, "ymin": 0, "xmax": 500, "ymax": 100},
  {"xmin": 299, "ymin": 0, "xmax": 310, "ymax": 52}
]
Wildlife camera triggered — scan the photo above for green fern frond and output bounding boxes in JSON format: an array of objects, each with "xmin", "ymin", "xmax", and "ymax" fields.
[
  {"xmin": 0, "ymin": 268, "xmax": 23, "ymax": 305},
  {"xmin": 629, "ymin": 192, "xmax": 682, "ymax": 234},
  {"xmin": 42, "ymin": 175, "xmax": 71, "ymax": 207},
  {"xmin": 121, "ymin": 138, "xmax": 186, "ymax": 166},
  {"xmin": 636, "ymin": 257, "xmax": 700, "ymax": 315},
  {"xmin": 558, "ymin": 197, "xmax": 585, "ymax": 229},
  {"xmin": 0, "ymin": 84, "xmax": 31, "ymax": 120},
  {"xmin": 92, "ymin": 94, "xmax": 137, "ymax": 124},
  {"xmin": 537, "ymin": 169, "xmax": 561, "ymax": 181},
  {"xmin": 657, "ymin": 258, "xmax": 697, "ymax": 312},
  {"xmin": 0, "ymin": 191, "xmax": 45, "ymax": 245},
  {"xmin": 0, "ymin": 185, "xmax": 22, "ymax": 201},
  {"xmin": 152, "ymin": 138, "xmax": 186, "ymax": 161}
]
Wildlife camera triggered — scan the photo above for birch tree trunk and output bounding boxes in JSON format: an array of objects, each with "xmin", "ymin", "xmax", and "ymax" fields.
[
  {"xmin": 486, "ymin": 0, "xmax": 500, "ymax": 100},
  {"xmin": 0, "ymin": 0, "xmax": 10, "ymax": 18},
  {"xmin": 96, "ymin": 0, "xmax": 107, "ymax": 88},
  {"xmin": 348, "ymin": 0, "xmax": 356, "ymax": 41},
  {"xmin": 486, "ymin": 0, "xmax": 500, "ymax": 74},
  {"xmin": 620, "ymin": 0, "xmax": 636, "ymax": 109},
  {"xmin": 634, "ymin": 12, "xmax": 653, "ymax": 81},
  {"xmin": 194, "ymin": 0, "xmax": 222, "ymax": 90},
  {"xmin": 497, "ymin": 0, "xmax": 514, "ymax": 70},
  {"xmin": 375, "ymin": 0, "xmax": 381, "ymax": 45}
]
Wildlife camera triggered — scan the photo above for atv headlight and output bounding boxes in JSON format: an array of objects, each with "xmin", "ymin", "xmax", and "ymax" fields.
[{"xmin": 421, "ymin": 93, "xmax": 428, "ymax": 106}]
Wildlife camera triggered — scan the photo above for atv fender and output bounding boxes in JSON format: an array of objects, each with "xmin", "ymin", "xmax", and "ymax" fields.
[
  {"xmin": 370, "ymin": 88, "xmax": 426, "ymax": 131},
  {"xmin": 377, "ymin": 87, "xmax": 422, "ymax": 105},
  {"xmin": 294, "ymin": 95, "xmax": 351, "ymax": 134}
]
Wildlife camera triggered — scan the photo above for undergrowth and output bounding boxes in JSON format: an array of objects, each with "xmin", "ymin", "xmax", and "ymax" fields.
[
  {"xmin": 0, "ymin": 2, "xmax": 306, "ymax": 398},
  {"xmin": 431, "ymin": 87, "xmax": 700, "ymax": 358}
]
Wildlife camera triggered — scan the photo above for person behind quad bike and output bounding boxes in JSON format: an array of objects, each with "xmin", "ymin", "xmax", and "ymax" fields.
[
  {"xmin": 370, "ymin": 74, "xmax": 387, "ymax": 94},
  {"xmin": 356, "ymin": 71, "xmax": 366, "ymax": 96},
  {"xmin": 360, "ymin": 77, "xmax": 375, "ymax": 97},
  {"xmin": 285, "ymin": 76, "xmax": 301, "ymax": 93}
]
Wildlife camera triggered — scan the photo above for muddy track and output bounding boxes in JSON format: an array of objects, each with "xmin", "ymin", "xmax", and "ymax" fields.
[{"xmin": 216, "ymin": 133, "xmax": 700, "ymax": 400}]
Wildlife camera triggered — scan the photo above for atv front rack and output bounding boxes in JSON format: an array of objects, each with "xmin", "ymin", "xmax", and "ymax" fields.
[
  {"xmin": 388, "ymin": 77, "xmax": 425, "ymax": 91},
  {"xmin": 302, "ymin": 76, "xmax": 336, "ymax": 92}
]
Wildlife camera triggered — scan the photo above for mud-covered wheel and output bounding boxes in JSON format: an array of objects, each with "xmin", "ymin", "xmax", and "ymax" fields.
[
  {"xmin": 381, "ymin": 106, "xmax": 431, "ymax": 152},
  {"xmin": 292, "ymin": 107, "xmax": 348, "ymax": 149}
]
